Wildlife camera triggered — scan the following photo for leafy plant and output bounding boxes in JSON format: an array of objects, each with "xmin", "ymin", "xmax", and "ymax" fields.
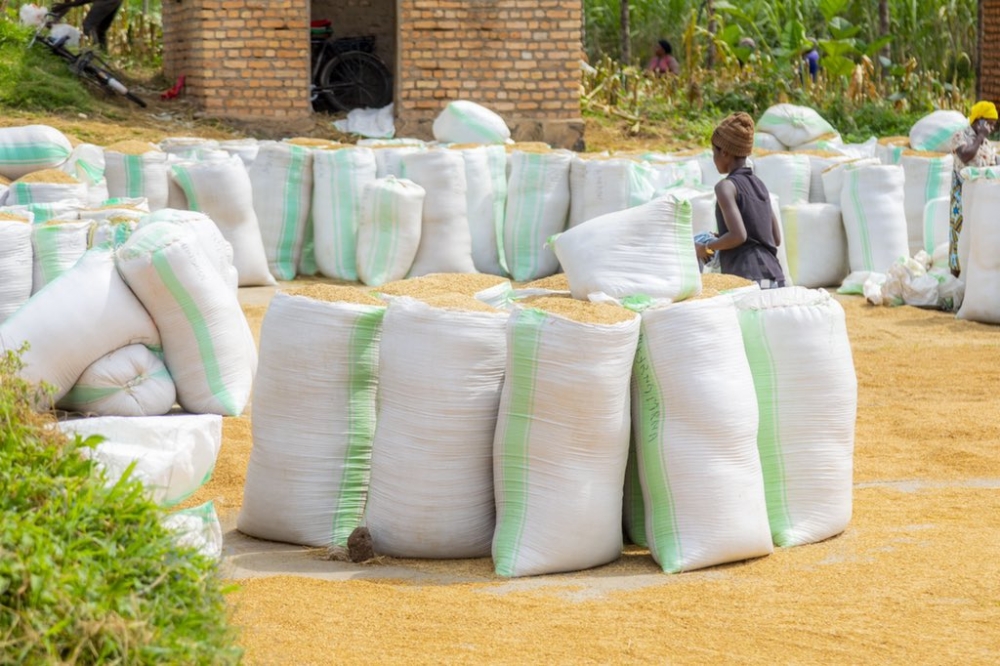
[{"xmin": 0, "ymin": 347, "xmax": 242, "ymax": 664}]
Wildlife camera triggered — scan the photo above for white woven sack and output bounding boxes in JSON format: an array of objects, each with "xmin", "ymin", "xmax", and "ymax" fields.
[
  {"xmin": 59, "ymin": 143, "xmax": 108, "ymax": 207},
  {"xmin": 752, "ymin": 152, "xmax": 811, "ymax": 207},
  {"xmin": 371, "ymin": 143, "xmax": 425, "ymax": 178},
  {"xmin": 6, "ymin": 177, "xmax": 88, "ymax": 208},
  {"xmin": 355, "ymin": 176, "xmax": 424, "ymax": 286},
  {"xmin": 642, "ymin": 153, "xmax": 703, "ymax": 190},
  {"xmin": 757, "ymin": 104, "xmax": 837, "ymax": 149},
  {"xmin": 246, "ymin": 141, "xmax": 313, "ymax": 281},
  {"xmin": 238, "ymin": 291, "xmax": 386, "ymax": 548},
  {"xmin": 219, "ymin": 138, "xmax": 260, "ymax": 168},
  {"xmin": 909, "ymin": 110, "xmax": 968, "ymax": 152},
  {"xmin": 402, "ymin": 149, "xmax": 477, "ymax": 276},
  {"xmin": 457, "ymin": 144, "xmax": 508, "ymax": 275},
  {"xmin": 493, "ymin": 304, "xmax": 640, "ymax": 577},
  {"xmin": 696, "ymin": 149, "xmax": 725, "ymax": 188},
  {"xmin": 30, "ymin": 219, "xmax": 93, "ymax": 294},
  {"xmin": 567, "ymin": 154, "xmax": 591, "ymax": 229},
  {"xmin": 923, "ymin": 196, "xmax": 951, "ymax": 256},
  {"xmin": 766, "ymin": 193, "xmax": 794, "ymax": 286},
  {"xmin": 165, "ymin": 155, "xmax": 189, "ymax": 210},
  {"xmin": 172, "ymin": 154, "xmax": 274, "ymax": 287},
  {"xmin": 571, "ymin": 157, "xmax": 657, "ymax": 229},
  {"xmin": 1, "ymin": 202, "xmax": 79, "ymax": 224},
  {"xmin": 159, "ymin": 137, "xmax": 221, "ymax": 159},
  {"xmin": 88, "ymin": 218, "xmax": 138, "ymax": 249},
  {"xmin": 58, "ymin": 414, "xmax": 222, "ymax": 507},
  {"xmin": 780, "ymin": 204, "xmax": 848, "ymax": 288},
  {"xmin": 432, "ymin": 100, "xmax": 511, "ymax": 144},
  {"xmin": 116, "ymin": 222, "xmax": 257, "ymax": 416},
  {"xmin": 957, "ymin": 173, "xmax": 1000, "ymax": 323},
  {"xmin": 876, "ymin": 138, "xmax": 909, "ymax": 165},
  {"xmin": 821, "ymin": 157, "xmax": 880, "ymax": 205},
  {"xmin": 0, "ymin": 218, "xmax": 33, "ymax": 324},
  {"xmin": 901, "ymin": 151, "xmax": 954, "ymax": 256},
  {"xmin": 554, "ymin": 195, "xmax": 701, "ymax": 301},
  {"xmin": 790, "ymin": 132, "xmax": 842, "ymax": 152},
  {"xmin": 0, "ymin": 125, "xmax": 73, "ymax": 180},
  {"xmin": 367, "ymin": 298, "xmax": 507, "ymax": 559},
  {"xmin": 754, "ymin": 132, "xmax": 787, "ymax": 152},
  {"xmin": 57, "ymin": 344, "xmax": 176, "ymax": 417},
  {"xmin": 104, "ymin": 148, "xmax": 170, "ymax": 211},
  {"xmin": 311, "ymin": 146, "xmax": 376, "ymax": 281},
  {"xmin": 140, "ymin": 209, "xmax": 238, "ymax": 293},
  {"xmin": 839, "ymin": 164, "xmax": 910, "ymax": 274},
  {"xmin": 803, "ymin": 152, "xmax": 853, "ymax": 203},
  {"xmin": 503, "ymin": 150, "xmax": 572, "ymax": 281},
  {"xmin": 631, "ymin": 296, "xmax": 772, "ymax": 573},
  {"xmin": 735, "ymin": 287, "xmax": 856, "ymax": 547},
  {"xmin": 0, "ymin": 247, "xmax": 160, "ymax": 408}
]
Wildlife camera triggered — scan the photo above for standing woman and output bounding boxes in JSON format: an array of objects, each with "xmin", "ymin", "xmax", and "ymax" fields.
[
  {"xmin": 695, "ymin": 112, "xmax": 787, "ymax": 289},
  {"xmin": 949, "ymin": 101, "xmax": 998, "ymax": 277},
  {"xmin": 647, "ymin": 39, "xmax": 680, "ymax": 75}
]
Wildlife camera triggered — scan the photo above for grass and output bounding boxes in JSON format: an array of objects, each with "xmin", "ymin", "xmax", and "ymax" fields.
[{"xmin": 0, "ymin": 347, "xmax": 242, "ymax": 664}]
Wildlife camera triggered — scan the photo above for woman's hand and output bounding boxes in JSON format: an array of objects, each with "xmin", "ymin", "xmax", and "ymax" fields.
[
  {"xmin": 696, "ymin": 242, "xmax": 714, "ymax": 263},
  {"xmin": 974, "ymin": 119, "xmax": 992, "ymax": 138}
]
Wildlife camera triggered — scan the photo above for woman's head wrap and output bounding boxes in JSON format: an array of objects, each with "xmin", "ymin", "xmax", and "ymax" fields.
[
  {"xmin": 712, "ymin": 112, "xmax": 756, "ymax": 158},
  {"xmin": 969, "ymin": 101, "xmax": 998, "ymax": 125}
]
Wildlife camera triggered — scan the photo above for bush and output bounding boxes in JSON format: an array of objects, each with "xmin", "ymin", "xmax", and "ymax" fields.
[{"xmin": 0, "ymin": 348, "xmax": 241, "ymax": 664}]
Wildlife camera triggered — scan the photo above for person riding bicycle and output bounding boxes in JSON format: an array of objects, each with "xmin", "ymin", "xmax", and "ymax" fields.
[{"xmin": 50, "ymin": 0, "xmax": 123, "ymax": 51}]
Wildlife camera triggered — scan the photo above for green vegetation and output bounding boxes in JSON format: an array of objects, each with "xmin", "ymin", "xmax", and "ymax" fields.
[
  {"xmin": 0, "ymin": 348, "xmax": 241, "ymax": 665},
  {"xmin": 0, "ymin": 19, "xmax": 98, "ymax": 112}
]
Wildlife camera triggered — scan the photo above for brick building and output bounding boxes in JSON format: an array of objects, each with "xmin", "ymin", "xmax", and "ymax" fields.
[
  {"xmin": 162, "ymin": 0, "xmax": 585, "ymax": 148},
  {"xmin": 980, "ymin": 0, "xmax": 1000, "ymax": 102}
]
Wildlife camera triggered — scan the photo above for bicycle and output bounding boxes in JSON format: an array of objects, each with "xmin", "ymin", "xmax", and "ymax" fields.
[
  {"xmin": 310, "ymin": 21, "xmax": 392, "ymax": 113},
  {"xmin": 29, "ymin": 15, "xmax": 147, "ymax": 109}
]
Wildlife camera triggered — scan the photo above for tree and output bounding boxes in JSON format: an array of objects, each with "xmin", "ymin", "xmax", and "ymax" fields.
[{"xmin": 621, "ymin": 0, "xmax": 631, "ymax": 64}]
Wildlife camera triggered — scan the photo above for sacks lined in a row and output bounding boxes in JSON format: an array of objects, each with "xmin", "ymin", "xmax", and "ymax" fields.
[
  {"xmin": 238, "ymin": 280, "xmax": 857, "ymax": 577},
  {"xmin": 956, "ymin": 167, "xmax": 1000, "ymax": 324},
  {"xmin": 0, "ymin": 220, "xmax": 256, "ymax": 417}
]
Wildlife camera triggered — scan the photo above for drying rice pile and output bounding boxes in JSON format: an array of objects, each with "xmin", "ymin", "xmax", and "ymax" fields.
[
  {"xmin": 695, "ymin": 273, "xmax": 756, "ymax": 298},
  {"xmin": 286, "ymin": 137, "xmax": 341, "ymax": 148},
  {"xmin": 105, "ymin": 140, "xmax": 160, "ymax": 154},
  {"xmin": 282, "ymin": 283, "xmax": 383, "ymax": 306},
  {"xmin": 419, "ymin": 293, "xmax": 498, "ymax": 312},
  {"xmin": 373, "ymin": 273, "xmax": 508, "ymax": 298},
  {"xmin": 518, "ymin": 294, "xmax": 635, "ymax": 325},
  {"xmin": 0, "ymin": 212, "xmax": 29, "ymax": 221},
  {"xmin": 14, "ymin": 169, "xmax": 80, "ymax": 184},
  {"xmin": 520, "ymin": 273, "xmax": 570, "ymax": 291}
]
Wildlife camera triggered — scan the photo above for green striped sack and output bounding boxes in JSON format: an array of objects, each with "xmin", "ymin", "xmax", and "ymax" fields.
[
  {"xmin": 901, "ymin": 152, "xmax": 953, "ymax": 255},
  {"xmin": 0, "ymin": 124, "xmax": 73, "ymax": 180},
  {"xmin": 237, "ymin": 291, "xmax": 386, "ymax": 549},
  {"xmin": 839, "ymin": 164, "xmax": 909, "ymax": 274},
  {"xmin": 355, "ymin": 176, "xmax": 424, "ymax": 287},
  {"xmin": 104, "ymin": 149, "xmax": 170, "ymax": 211},
  {"xmin": 249, "ymin": 142, "xmax": 314, "ymax": 280},
  {"xmin": 0, "ymin": 219, "xmax": 33, "ymax": 324},
  {"xmin": 29, "ymin": 219, "xmax": 93, "ymax": 293},
  {"xmin": 56, "ymin": 343, "xmax": 176, "ymax": 417},
  {"xmin": 311, "ymin": 146, "xmax": 376, "ymax": 281}
]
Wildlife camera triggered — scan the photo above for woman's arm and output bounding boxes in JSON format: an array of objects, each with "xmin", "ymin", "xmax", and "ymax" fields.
[{"xmin": 956, "ymin": 120, "xmax": 990, "ymax": 164}]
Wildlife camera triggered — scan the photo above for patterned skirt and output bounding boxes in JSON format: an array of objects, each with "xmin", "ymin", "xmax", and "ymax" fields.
[{"xmin": 949, "ymin": 171, "xmax": 963, "ymax": 277}]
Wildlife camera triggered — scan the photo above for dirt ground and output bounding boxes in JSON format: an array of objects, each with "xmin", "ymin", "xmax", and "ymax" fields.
[
  {"xmin": 173, "ymin": 284, "xmax": 1000, "ymax": 665},
  {"xmin": 9, "ymin": 109, "xmax": 998, "ymax": 663}
]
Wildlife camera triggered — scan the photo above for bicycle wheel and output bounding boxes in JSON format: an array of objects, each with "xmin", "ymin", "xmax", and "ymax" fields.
[{"xmin": 318, "ymin": 51, "xmax": 392, "ymax": 112}]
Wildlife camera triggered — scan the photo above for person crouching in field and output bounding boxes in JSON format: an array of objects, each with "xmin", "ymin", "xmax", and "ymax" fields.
[
  {"xmin": 948, "ymin": 100, "xmax": 998, "ymax": 278},
  {"xmin": 695, "ymin": 112, "xmax": 787, "ymax": 289}
]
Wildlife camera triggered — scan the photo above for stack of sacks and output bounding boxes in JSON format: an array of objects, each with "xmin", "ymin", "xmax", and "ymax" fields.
[
  {"xmin": 159, "ymin": 136, "xmax": 221, "ymax": 160},
  {"xmin": 820, "ymin": 157, "xmax": 880, "ymax": 208},
  {"xmin": 5, "ymin": 169, "xmax": 87, "ymax": 208},
  {"xmin": 116, "ymin": 222, "xmax": 257, "ymax": 416},
  {"xmin": 0, "ymin": 247, "xmax": 161, "ymax": 410},
  {"xmin": 219, "ymin": 138, "xmax": 261, "ymax": 168},
  {"xmin": 552, "ymin": 195, "xmax": 702, "ymax": 301},
  {"xmin": 366, "ymin": 295, "xmax": 508, "ymax": 559},
  {"xmin": 355, "ymin": 176, "xmax": 425, "ymax": 287},
  {"xmin": 286, "ymin": 137, "xmax": 344, "ymax": 277},
  {"xmin": 432, "ymin": 100, "xmax": 511, "ymax": 145},
  {"xmin": 779, "ymin": 203, "xmax": 848, "ymax": 288},
  {"xmin": 876, "ymin": 136, "xmax": 910, "ymax": 165},
  {"xmin": 57, "ymin": 344, "xmax": 176, "ymax": 416},
  {"xmin": 837, "ymin": 163, "xmax": 910, "ymax": 293},
  {"xmin": 0, "ymin": 211, "xmax": 33, "ymax": 324},
  {"xmin": 403, "ymin": 148, "xmax": 477, "ymax": 276},
  {"xmin": 59, "ymin": 143, "xmax": 108, "ymax": 206},
  {"xmin": 450, "ymin": 143, "xmax": 508, "ymax": 276},
  {"xmin": 639, "ymin": 151, "xmax": 704, "ymax": 191},
  {"xmin": 493, "ymin": 297, "xmax": 640, "ymax": 577},
  {"xmin": 0, "ymin": 125, "xmax": 73, "ymax": 180},
  {"xmin": 59, "ymin": 414, "xmax": 223, "ymax": 507},
  {"xmin": 957, "ymin": 167, "xmax": 1000, "ymax": 323},
  {"xmin": 567, "ymin": 155, "xmax": 657, "ymax": 228},
  {"xmin": 909, "ymin": 110, "xmax": 968, "ymax": 153},
  {"xmin": 503, "ymin": 148, "xmax": 573, "ymax": 281},
  {"xmin": 171, "ymin": 152, "xmax": 275, "ymax": 286},
  {"xmin": 104, "ymin": 141, "xmax": 170, "ymax": 211},
  {"xmin": 359, "ymin": 138, "xmax": 427, "ymax": 179},
  {"xmin": 735, "ymin": 287, "xmax": 856, "ymax": 547},
  {"xmin": 901, "ymin": 150, "xmax": 953, "ymax": 256},
  {"xmin": 239, "ymin": 285, "xmax": 386, "ymax": 549},
  {"xmin": 756, "ymin": 104, "xmax": 838, "ymax": 151},
  {"xmin": 630, "ymin": 295, "xmax": 773, "ymax": 572},
  {"xmin": 311, "ymin": 145, "xmax": 375, "ymax": 282}
]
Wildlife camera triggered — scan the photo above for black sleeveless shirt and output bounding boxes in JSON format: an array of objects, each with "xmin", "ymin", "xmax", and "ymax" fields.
[{"xmin": 714, "ymin": 166, "xmax": 785, "ymax": 283}]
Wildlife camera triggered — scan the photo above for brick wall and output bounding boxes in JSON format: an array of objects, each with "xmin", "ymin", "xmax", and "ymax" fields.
[
  {"xmin": 981, "ymin": 0, "xmax": 1000, "ymax": 102},
  {"xmin": 396, "ymin": 0, "xmax": 584, "ymax": 148},
  {"xmin": 162, "ymin": 0, "xmax": 312, "ymax": 120}
]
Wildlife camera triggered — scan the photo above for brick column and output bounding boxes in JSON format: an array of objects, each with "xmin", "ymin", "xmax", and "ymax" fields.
[{"xmin": 982, "ymin": 0, "xmax": 1000, "ymax": 103}]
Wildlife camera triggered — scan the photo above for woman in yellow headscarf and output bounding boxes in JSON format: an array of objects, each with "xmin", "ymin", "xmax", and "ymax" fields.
[{"xmin": 949, "ymin": 101, "xmax": 998, "ymax": 277}]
